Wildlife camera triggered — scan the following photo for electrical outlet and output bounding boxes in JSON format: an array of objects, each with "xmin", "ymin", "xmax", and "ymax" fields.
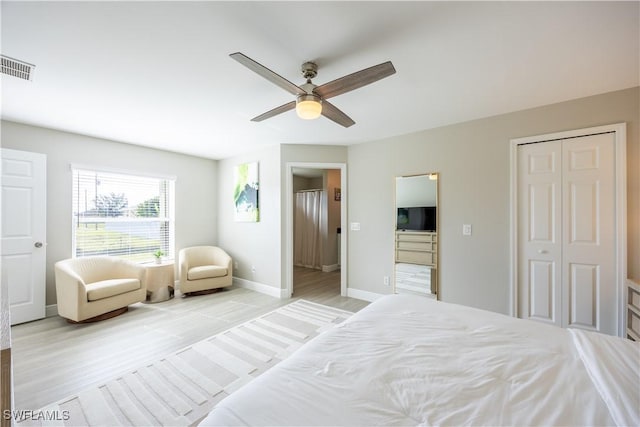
[
  {"xmin": 251, "ymin": 265, "xmax": 256, "ymax": 273},
  {"xmin": 234, "ymin": 261, "xmax": 239, "ymax": 269},
  {"xmin": 463, "ymin": 224, "xmax": 472, "ymax": 236},
  {"xmin": 383, "ymin": 276, "xmax": 390, "ymax": 286}
]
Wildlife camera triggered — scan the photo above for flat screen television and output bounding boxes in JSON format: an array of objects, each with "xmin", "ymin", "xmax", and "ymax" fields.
[{"xmin": 397, "ymin": 206, "xmax": 436, "ymax": 231}]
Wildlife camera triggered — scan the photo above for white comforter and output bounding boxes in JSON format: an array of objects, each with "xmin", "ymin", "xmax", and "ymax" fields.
[{"xmin": 200, "ymin": 294, "xmax": 639, "ymax": 426}]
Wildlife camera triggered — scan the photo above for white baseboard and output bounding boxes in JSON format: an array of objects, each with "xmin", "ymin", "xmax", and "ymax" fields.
[
  {"xmin": 321, "ymin": 264, "xmax": 339, "ymax": 272},
  {"xmin": 45, "ymin": 304, "xmax": 58, "ymax": 318},
  {"xmin": 346, "ymin": 288, "xmax": 386, "ymax": 302},
  {"xmin": 233, "ymin": 277, "xmax": 289, "ymax": 299}
]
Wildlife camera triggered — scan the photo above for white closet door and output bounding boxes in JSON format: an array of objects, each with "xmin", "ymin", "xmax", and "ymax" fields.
[
  {"xmin": 518, "ymin": 140, "xmax": 563, "ymax": 327},
  {"xmin": 518, "ymin": 133, "xmax": 617, "ymax": 335},
  {"xmin": 562, "ymin": 133, "xmax": 616, "ymax": 333}
]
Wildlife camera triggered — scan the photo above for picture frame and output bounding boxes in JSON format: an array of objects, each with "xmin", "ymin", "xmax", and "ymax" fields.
[{"xmin": 234, "ymin": 162, "xmax": 259, "ymax": 222}]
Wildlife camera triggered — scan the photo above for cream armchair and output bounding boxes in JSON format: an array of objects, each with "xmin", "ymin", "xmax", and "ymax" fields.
[
  {"xmin": 179, "ymin": 246, "xmax": 233, "ymax": 295},
  {"xmin": 55, "ymin": 256, "xmax": 147, "ymax": 323}
]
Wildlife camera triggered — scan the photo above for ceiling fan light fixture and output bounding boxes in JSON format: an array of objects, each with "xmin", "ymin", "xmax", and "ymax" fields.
[
  {"xmin": 230, "ymin": 52, "xmax": 395, "ymax": 127},
  {"xmin": 296, "ymin": 94, "xmax": 322, "ymax": 120}
]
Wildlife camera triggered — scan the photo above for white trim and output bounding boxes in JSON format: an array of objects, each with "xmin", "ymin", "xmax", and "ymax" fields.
[
  {"xmin": 45, "ymin": 304, "xmax": 58, "ymax": 318},
  {"xmin": 509, "ymin": 139, "xmax": 519, "ymax": 318},
  {"xmin": 321, "ymin": 264, "xmax": 339, "ymax": 272},
  {"xmin": 285, "ymin": 162, "xmax": 347, "ymax": 298},
  {"xmin": 615, "ymin": 126, "xmax": 628, "ymax": 337},
  {"xmin": 232, "ymin": 277, "xmax": 288, "ymax": 299},
  {"xmin": 509, "ymin": 123, "xmax": 627, "ymax": 337},
  {"xmin": 70, "ymin": 163, "xmax": 177, "ymax": 181},
  {"xmin": 346, "ymin": 288, "xmax": 386, "ymax": 302}
]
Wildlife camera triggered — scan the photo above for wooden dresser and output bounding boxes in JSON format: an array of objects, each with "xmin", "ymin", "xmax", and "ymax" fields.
[
  {"xmin": 396, "ymin": 231, "xmax": 437, "ymax": 266},
  {"xmin": 395, "ymin": 231, "xmax": 437, "ymax": 295},
  {"xmin": 627, "ymin": 279, "xmax": 640, "ymax": 341}
]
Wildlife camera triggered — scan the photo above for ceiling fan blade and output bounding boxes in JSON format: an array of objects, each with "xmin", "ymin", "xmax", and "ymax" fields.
[
  {"xmin": 230, "ymin": 52, "xmax": 306, "ymax": 97},
  {"xmin": 321, "ymin": 101, "xmax": 355, "ymax": 128},
  {"xmin": 315, "ymin": 61, "xmax": 396, "ymax": 100},
  {"xmin": 251, "ymin": 101, "xmax": 296, "ymax": 122}
]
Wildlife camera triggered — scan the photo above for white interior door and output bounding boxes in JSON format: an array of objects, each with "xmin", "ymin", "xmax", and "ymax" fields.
[
  {"xmin": 517, "ymin": 133, "xmax": 617, "ymax": 335},
  {"xmin": 562, "ymin": 133, "xmax": 616, "ymax": 333},
  {"xmin": 1, "ymin": 148, "xmax": 47, "ymax": 325},
  {"xmin": 518, "ymin": 140, "xmax": 563, "ymax": 327}
]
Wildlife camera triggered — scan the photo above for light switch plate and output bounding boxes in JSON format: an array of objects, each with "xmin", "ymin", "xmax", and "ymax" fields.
[
  {"xmin": 463, "ymin": 224, "xmax": 472, "ymax": 236},
  {"xmin": 350, "ymin": 222, "xmax": 361, "ymax": 231}
]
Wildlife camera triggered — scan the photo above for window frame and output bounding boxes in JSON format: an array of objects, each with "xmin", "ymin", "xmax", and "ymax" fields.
[{"xmin": 70, "ymin": 164, "xmax": 176, "ymax": 263}]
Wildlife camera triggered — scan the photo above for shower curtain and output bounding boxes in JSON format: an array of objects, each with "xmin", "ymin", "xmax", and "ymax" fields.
[{"xmin": 294, "ymin": 190, "xmax": 324, "ymax": 269}]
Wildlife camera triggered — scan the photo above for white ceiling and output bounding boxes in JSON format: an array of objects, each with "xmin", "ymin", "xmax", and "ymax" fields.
[{"xmin": 1, "ymin": 1, "xmax": 638, "ymax": 160}]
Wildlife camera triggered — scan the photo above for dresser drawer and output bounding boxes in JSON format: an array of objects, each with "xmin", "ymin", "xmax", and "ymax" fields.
[
  {"xmin": 397, "ymin": 241, "xmax": 430, "ymax": 251},
  {"xmin": 396, "ymin": 232, "xmax": 437, "ymax": 243},
  {"xmin": 397, "ymin": 250, "xmax": 431, "ymax": 265}
]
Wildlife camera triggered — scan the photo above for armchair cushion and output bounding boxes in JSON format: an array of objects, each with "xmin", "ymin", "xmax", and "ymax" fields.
[
  {"xmin": 188, "ymin": 265, "xmax": 228, "ymax": 280},
  {"xmin": 86, "ymin": 278, "xmax": 142, "ymax": 301}
]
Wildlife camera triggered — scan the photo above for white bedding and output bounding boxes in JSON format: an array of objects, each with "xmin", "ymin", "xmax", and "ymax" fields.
[{"xmin": 200, "ymin": 294, "xmax": 639, "ymax": 426}]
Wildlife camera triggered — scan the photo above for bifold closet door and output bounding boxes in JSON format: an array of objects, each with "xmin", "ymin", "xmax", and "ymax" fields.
[
  {"xmin": 518, "ymin": 132, "xmax": 616, "ymax": 335},
  {"xmin": 518, "ymin": 140, "xmax": 563, "ymax": 328}
]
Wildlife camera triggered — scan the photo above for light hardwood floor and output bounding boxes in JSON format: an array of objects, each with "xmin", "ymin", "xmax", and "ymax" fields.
[
  {"xmin": 11, "ymin": 270, "xmax": 368, "ymax": 411},
  {"xmin": 293, "ymin": 265, "xmax": 344, "ymax": 303}
]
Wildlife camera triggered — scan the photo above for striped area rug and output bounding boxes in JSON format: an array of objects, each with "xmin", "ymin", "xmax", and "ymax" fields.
[{"xmin": 19, "ymin": 300, "xmax": 353, "ymax": 427}]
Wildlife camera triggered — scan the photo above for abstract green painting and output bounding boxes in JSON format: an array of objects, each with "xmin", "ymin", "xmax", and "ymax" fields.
[{"xmin": 233, "ymin": 162, "xmax": 259, "ymax": 222}]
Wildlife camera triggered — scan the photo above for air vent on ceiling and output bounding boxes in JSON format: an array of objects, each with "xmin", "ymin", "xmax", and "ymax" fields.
[{"xmin": 1, "ymin": 55, "xmax": 36, "ymax": 81}]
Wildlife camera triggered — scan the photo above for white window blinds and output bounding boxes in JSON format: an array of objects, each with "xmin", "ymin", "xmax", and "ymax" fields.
[{"xmin": 72, "ymin": 167, "xmax": 175, "ymax": 263}]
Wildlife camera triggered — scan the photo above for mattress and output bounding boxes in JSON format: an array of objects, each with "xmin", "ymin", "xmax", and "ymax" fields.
[{"xmin": 200, "ymin": 294, "xmax": 639, "ymax": 426}]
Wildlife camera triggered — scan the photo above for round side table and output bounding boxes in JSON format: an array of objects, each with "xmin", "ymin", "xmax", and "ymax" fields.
[{"xmin": 143, "ymin": 261, "xmax": 175, "ymax": 303}]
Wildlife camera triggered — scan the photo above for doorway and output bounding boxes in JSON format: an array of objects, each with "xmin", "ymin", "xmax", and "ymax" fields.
[
  {"xmin": 286, "ymin": 162, "xmax": 347, "ymax": 299},
  {"xmin": 510, "ymin": 123, "xmax": 627, "ymax": 336}
]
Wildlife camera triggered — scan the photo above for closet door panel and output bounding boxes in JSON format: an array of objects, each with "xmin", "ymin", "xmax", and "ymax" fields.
[
  {"xmin": 528, "ymin": 260, "xmax": 556, "ymax": 323},
  {"xmin": 517, "ymin": 141, "xmax": 562, "ymax": 326},
  {"xmin": 569, "ymin": 263, "xmax": 599, "ymax": 330},
  {"xmin": 562, "ymin": 133, "xmax": 616, "ymax": 334},
  {"xmin": 568, "ymin": 181, "xmax": 598, "ymax": 244}
]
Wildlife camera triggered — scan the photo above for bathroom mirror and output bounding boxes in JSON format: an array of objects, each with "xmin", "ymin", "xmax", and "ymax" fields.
[{"xmin": 394, "ymin": 173, "xmax": 438, "ymax": 298}]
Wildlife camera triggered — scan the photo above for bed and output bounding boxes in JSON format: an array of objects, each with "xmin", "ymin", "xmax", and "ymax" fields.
[{"xmin": 200, "ymin": 294, "xmax": 639, "ymax": 426}]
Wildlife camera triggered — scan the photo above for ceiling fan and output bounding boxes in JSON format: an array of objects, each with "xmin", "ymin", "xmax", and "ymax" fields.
[{"xmin": 230, "ymin": 52, "xmax": 396, "ymax": 128}]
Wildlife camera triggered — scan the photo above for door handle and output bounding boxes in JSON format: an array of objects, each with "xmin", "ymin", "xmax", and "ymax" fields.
[
  {"xmin": 537, "ymin": 249, "xmax": 548, "ymax": 254},
  {"xmin": 34, "ymin": 242, "xmax": 44, "ymax": 248}
]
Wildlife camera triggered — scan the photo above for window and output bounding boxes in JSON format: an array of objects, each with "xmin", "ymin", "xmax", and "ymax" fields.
[{"xmin": 72, "ymin": 167, "xmax": 175, "ymax": 263}]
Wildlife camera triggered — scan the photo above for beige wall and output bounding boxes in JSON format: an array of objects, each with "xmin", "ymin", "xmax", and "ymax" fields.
[
  {"xmin": 2, "ymin": 87, "xmax": 636, "ymax": 316},
  {"xmin": 347, "ymin": 87, "xmax": 639, "ymax": 315},
  {"xmin": 217, "ymin": 145, "xmax": 347, "ymax": 293},
  {"xmin": 217, "ymin": 145, "xmax": 282, "ymax": 290},
  {"xmin": 1, "ymin": 120, "xmax": 218, "ymax": 306},
  {"xmin": 293, "ymin": 176, "xmax": 322, "ymax": 193}
]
